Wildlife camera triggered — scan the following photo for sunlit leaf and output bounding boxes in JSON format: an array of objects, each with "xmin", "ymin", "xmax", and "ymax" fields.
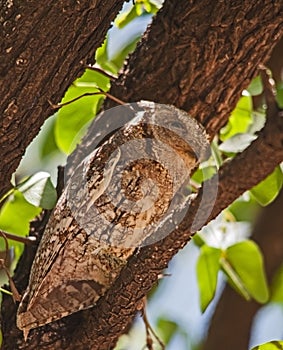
[
  {"xmin": 277, "ymin": 83, "xmax": 283, "ymax": 108},
  {"xmin": 228, "ymin": 197, "xmax": 260, "ymax": 222},
  {"xmin": 252, "ymin": 341, "xmax": 283, "ymax": 350},
  {"xmin": 116, "ymin": 1, "xmax": 159, "ymax": 28},
  {"xmin": 211, "ymin": 139, "xmax": 223, "ymax": 168},
  {"xmin": 250, "ymin": 166, "xmax": 283, "ymax": 206},
  {"xmin": 110, "ymin": 37, "xmax": 141, "ymax": 72},
  {"xmin": 221, "ymin": 255, "xmax": 251, "ymax": 300},
  {"xmin": 0, "ymin": 191, "xmax": 41, "ymax": 236},
  {"xmin": 136, "ymin": 3, "xmax": 144, "ymax": 15},
  {"xmin": 40, "ymin": 116, "xmax": 61, "ymax": 159},
  {"xmin": 192, "ymin": 233, "xmax": 206, "ymax": 248},
  {"xmin": 219, "ymin": 133, "xmax": 257, "ymax": 153},
  {"xmin": 197, "ymin": 245, "xmax": 221, "ymax": 312},
  {"xmin": 270, "ymin": 264, "xmax": 283, "ymax": 303},
  {"xmin": 247, "ymin": 76, "xmax": 263, "ymax": 96},
  {"xmin": 220, "ymin": 96, "xmax": 253, "ymax": 141},
  {"xmin": 97, "ymin": 32, "xmax": 142, "ymax": 74},
  {"xmin": 17, "ymin": 172, "xmax": 57, "ymax": 209},
  {"xmin": 95, "ymin": 39, "xmax": 115, "ymax": 73},
  {"xmin": 143, "ymin": 1, "xmax": 152, "ymax": 12},
  {"xmin": 55, "ymin": 69, "xmax": 109, "ymax": 154},
  {"xmin": 224, "ymin": 240, "xmax": 269, "ymax": 303},
  {"xmin": 115, "ymin": 6, "xmax": 140, "ymax": 28},
  {"xmin": 192, "ymin": 165, "xmax": 217, "ymax": 184},
  {"xmin": 248, "ymin": 110, "xmax": 266, "ymax": 135}
]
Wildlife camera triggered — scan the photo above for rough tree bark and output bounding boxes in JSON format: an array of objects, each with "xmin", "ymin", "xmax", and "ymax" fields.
[
  {"xmin": 1, "ymin": 0, "xmax": 283, "ymax": 349},
  {"xmin": 0, "ymin": 0, "xmax": 125, "ymax": 199}
]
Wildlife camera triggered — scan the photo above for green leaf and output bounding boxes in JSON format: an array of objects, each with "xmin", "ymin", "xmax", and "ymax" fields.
[
  {"xmin": 219, "ymin": 133, "xmax": 257, "ymax": 153},
  {"xmin": 192, "ymin": 233, "xmax": 206, "ymax": 248},
  {"xmin": 110, "ymin": 37, "xmax": 141, "ymax": 72},
  {"xmin": 210, "ymin": 139, "xmax": 223, "ymax": 168},
  {"xmin": 40, "ymin": 116, "xmax": 61, "ymax": 159},
  {"xmin": 96, "ymin": 37, "xmax": 122, "ymax": 74},
  {"xmin": 115, "ymin": 6, "xmax": 140, "ymax": 28},
  {"xmin": 221, "ymin": 255, "xmax": 251, "ymax": 300},
  {"xmin": 55, "ymin": 69, "xmax": 109, "ymax": 154},
  {"xmin": 247, "ymin": 76, "xmax": 263, "ymax": 96},
  {"xmin": 156, "ymin": 318, "xmax": 178, "ymax": 345},
  {"xmin": 0, "ymin": 190, "xmax": 41, "ymax": 236},
  {"xmin": 115, "ymin": 1, "xmax": 159, "ymax": 28},
  {"xmin": 96, "ymin": 39, "xmax": 112, "ymax": 72},
  {"xmin": 228, "ymin": 197, "xmax": 260, "ymax": 222},
  {"xmin": 252, "ymin": 341, "xmax": 283, "ymax": 350},
  {"xmin": 197, "ymin": 245, "xmax": 221, "ymax": 312},
  {"xmin": 192, "ymin": 165, "xmax": 217, "ymax": 184},
  {"xmin": 17, "ymin": 172, "xmax": 57, "ymax": 209},
  {"xmin": 220, "ymin": 95, "xmax": 253, "ymax": 141},
  {"xmin": 248, "ymin": 110, "xmax": 266, "ymax": 135},
  {"xmin": 277, "ymin": 82, "xmax": 283, "ymax": 108},
  {"xmin": 143, "ymin": 1, "xmax": 152, "ymax": 12},
  {"xmin": 250, "ymin": 166, "xmax": 283, "ymax": 206},
  {"xmin": 270, "ymin": 264, "xmax": 283, "ymax": 303},
  {"xmin": 136, "ymin": 3, "xmax": 144, "ymax": 15},
  {"xmin": 224, "ymin": 240, "xmax": 269, "ymax": 303}
]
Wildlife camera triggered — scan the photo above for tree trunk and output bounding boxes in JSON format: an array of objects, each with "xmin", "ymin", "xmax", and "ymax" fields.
[
  {"xmin": 1, "ymin": 0, "xmax": 283, "ymax": 349},
  {"xmin": 0, "ymin": 0, "xmax": 125, "ymax": 199}
]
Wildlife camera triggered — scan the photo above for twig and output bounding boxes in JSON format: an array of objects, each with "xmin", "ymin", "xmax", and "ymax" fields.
[
  {"xmin": 49, "ymin": 88, "xmax": 126, "ymax": 109},
  {"xmin": 0, "ymin": 231, "xmax": 21, "ymax": 302},
  {"xmin": 0, "ymin": 261, "xmax": 21, "ymax": 302},
  {"xmin": 142, "ymin": 298, "xmax": 165, "ymax": 350},
  {"xmin": 0, "ymin": 230, "xmax": 36, "ymax": 245},
  {"xmin": 85, "ymin": 66, "xmax": 117, "ymax": 81}
]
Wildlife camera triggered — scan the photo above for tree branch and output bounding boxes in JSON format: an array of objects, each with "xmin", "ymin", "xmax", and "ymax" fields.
[
  {"xmin": 74, "ymin": 0, "xmax": 283, "ymax": 168},
  {"xmin": 108, "ymin": 0, "xmax": 283, "ymax": 137},
  {"xmin": 1, "ymin": 0, "xmax": 283, "ymax": 349},
  {"xmin": 202, "ymin": 35, "xmax": 283, "ymax": 350},
  {"xmin": 203, "ymin": 188, "xmax": 283, "ymax": 350},
  {"xmin": 65, "ymin": 93, "xmax": 283, "ymax": 350},
  {"xmin": 0, "ymin": 0, "xmax": 125, "ymax": 199}
]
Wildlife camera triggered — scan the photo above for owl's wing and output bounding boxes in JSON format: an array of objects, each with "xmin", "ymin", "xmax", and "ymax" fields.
[
  {"xmin": 17, "ymin": 221, "xmax": 134, "ymax": 335},
  {"xmin": 16, "ymin": 149, "xmax": 129, "ymax": 337},
  {"xmin": 17, "ymin": 225, "xmax": 133, "ymax": 337}
]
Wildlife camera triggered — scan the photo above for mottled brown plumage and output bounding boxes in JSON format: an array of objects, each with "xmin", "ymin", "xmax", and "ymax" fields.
[{"xmin": 17, "ymin": 101, "xmax": 209, "ymax": 339}]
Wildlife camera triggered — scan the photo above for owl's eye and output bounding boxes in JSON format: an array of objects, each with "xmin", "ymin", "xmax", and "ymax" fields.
[{"xmin": 169, "ymin": 121, "xmax": 184, "ymax": 130}]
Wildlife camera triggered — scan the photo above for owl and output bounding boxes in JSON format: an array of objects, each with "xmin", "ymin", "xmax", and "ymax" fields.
[{"xmin": 17, "ymin": 101, "xmax": 209, "ymax": 339}]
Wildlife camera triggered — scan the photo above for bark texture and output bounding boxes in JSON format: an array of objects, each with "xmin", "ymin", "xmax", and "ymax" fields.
[
  {"xmin": 63, "ymin": 96, "xmax": 283, "ymax": 350},
  {"xmin": 109, "ymin": 0, "xmax": 283, "ymax": 137},
  {"xmin": 1, "ymin": 0, "xmax": 283, "ymax": 349},
  {"xmin": 0, "ymin": 0, "xmax": 125, "ymax": 199}
]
